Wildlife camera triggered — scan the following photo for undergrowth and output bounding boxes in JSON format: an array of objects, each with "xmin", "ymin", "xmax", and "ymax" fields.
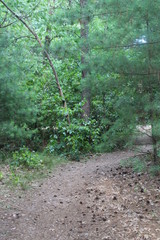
[
  {"xmin": 0, "ymin": 150, "xmax": 67, "ymax": 190},
  {"xmin": 121, "ymin": 154, "xmax": 160, "ymax": 176}
]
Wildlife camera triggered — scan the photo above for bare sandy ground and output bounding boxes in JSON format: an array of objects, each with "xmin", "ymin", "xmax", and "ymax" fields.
[{"xmin": 1, "ymin": 150, "xmax": 160, "ymax": 240}]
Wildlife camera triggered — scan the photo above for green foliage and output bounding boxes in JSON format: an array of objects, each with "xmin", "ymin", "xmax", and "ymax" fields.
[
  {"xmin": 121, "ymin": 157, "xmax": 147, "ymax": 173},
  {"xmin": 1, "ymin": 0, "xmax": 160, "ymax": 166},
  {"xmin": 95, "ymin": 93, "xmax": 136, "ymax": 152},
  {"xmin": 0, "ymin": 150, "xmax": 8, "ymax": 164},
  {"xmin": 0, "ymin": 172, "xmax": 3, "ymax": 181},
  {"xmin": 11, "ymin": 147, "xmax": 43, "ymax": 169},
  {"xmin": 132, "ymin": 158, "xmax": 147, "ymax": 173},
  {"xmin": 2, "ymin": 152, "xmax": 67, "ymax": 189},
  {"xmin": 9, "ymin": 171, "xmax": 21, "ymax": 187},
  {"xmin": 48, "ymin": 119, "xmax": 100, "ymax": 160},
  {"xmin": 149, "ymin": 165, "xmax": 160, "ymax": 176},
  {"xmin": 0, "ymin": 29, "xmax": 37, "ymax": 150},
  {"xmin": 121, "ymin": 156, "xmax": 160, "ymax": 176}
]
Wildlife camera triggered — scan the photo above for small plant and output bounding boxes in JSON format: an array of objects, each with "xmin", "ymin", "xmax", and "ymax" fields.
[
  {"xmin": 120, "ymin": 158, "xmax": 133, "ymax": 168},
  {"xmin": 11, "ymin": 146, "xmax": 43, "ymax": 169},
  {"xmin": 9, "ymin": 171, "xmax": 20, "ymax": 186},
  {"xmin": 0, "ymin": 171, "xmax": 3, "ymax": 181},
  {"xmin": 132, "ymin": 158, "xmax": 146, "ymax": 173},
  {"xmin": 149, "ymin": 165, "xmax": 160, "ymax": 176},
  {"xmin": 121, "ymin": 157, "xmax": 146, "ymax": 173},
  {"xmin": 0, "ymin": 150, "xmax": 9, "ymax": 164},
  {"xmin": 7, "ymin": 170, "xmax": 28, "ymax": 189}
]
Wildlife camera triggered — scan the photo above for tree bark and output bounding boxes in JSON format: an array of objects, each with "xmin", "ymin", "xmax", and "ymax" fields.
[
  {"xmin": 0, "ymin": 0, "xmax": 70, "ymax": 124},
  {"xmin": 151, "ymin": 126, "xmax": 158, "ymax": 164},
  {"xmin": 146, "ymin": 15, "xmax": 158, "ymax": 163},
  {"xmin": 80, "ymin": 0, "xmax": 90, "ymax": 120},
  {"xmin": 68, "ymin": 0, "xmax": 72, "ymax": 7}
]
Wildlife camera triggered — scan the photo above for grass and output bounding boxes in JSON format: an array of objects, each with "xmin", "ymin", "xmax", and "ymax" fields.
[
  {"xmin": 120, "ymin": 157, "xmax": 147, "ymax": 173},
  {"xmin": 120, "ymin": 154, "xmax": 160, "ymax": 176},
  {"xmin": 0, "ymin": 152, "xmax": 68, "ymax": 190},
  {"xmin": 149, "ymin": 165, "xmax": 160, "ymax": 176}
]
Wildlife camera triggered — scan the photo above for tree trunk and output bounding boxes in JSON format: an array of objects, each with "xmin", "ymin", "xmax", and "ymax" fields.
[
  {"xmin": 43, "ymin": 28, "xmax": 51, "ymax": 63},
  {"xmin": 146, "ymin": 15, "xmax": 158, "ymax": 163},
  {"xmin": 151, "ymin": 124, "xmax": 158, "ymax": 163},
  {"xmin": 80, "ymin": 0, "xmax": 90, "ymax": 120},
  {"xmin": 68, "ymin": 0, "xmax": 72, "ymax": 7}
]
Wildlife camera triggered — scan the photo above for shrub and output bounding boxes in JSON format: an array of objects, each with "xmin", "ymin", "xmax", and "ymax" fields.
[
  {"xmin": 11, "ymin": 146, "xmax": 43, "ymax": 169},
  {"xmin": 47, "ymin": 120, "xmax": 100, "ymax": 160}
]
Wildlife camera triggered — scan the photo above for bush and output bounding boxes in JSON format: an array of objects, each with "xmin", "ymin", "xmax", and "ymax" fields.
[
  {"xmin": 47, "ymin": 120, "xmax": 100, "ymax": 160},
  {"xmin": 96, "ymin": 119, "xmax": 134, "ymax": 152},
  {"xmin": 11, "ymin": 147, "xmax": 43, "ymax": 169}
]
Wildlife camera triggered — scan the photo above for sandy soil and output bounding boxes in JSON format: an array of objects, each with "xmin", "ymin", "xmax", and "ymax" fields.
[{"xmin": 0, "ymin": 150, "xmax": 160, "ymax": 240}]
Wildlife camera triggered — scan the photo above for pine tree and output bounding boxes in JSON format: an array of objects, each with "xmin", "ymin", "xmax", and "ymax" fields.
[
  {"xmin": 0, "ymin": 30, "xmax": 36, "ymax": 149},
  {"xmin": 92, "ymin": 0, "xmax": 160, "ymax": 163}
]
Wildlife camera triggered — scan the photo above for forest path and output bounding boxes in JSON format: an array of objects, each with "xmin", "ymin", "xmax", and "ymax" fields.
[{"xmin": 1, "ymin": 150, "xmax": 160, "ymax": 240}]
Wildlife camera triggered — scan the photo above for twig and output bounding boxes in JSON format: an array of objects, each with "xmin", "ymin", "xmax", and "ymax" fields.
[
  {"xmin": 0, "ymin": 20, "xmax": 17, "ymax": 28},
  {"xmin": 0, "ymin": 11, "xmax": 7, "ymax": 26},
  {"xmin": 13, "ymin": 35, "xmax": 35, "ymax": 42}
]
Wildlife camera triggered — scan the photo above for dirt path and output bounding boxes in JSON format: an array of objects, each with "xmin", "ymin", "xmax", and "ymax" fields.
[{"xmin": 0, "ymin": 151, "xmax": 160, "ymax": 240}]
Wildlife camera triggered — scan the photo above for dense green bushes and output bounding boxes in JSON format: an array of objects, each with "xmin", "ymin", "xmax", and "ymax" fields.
[
  {"xmin": 0, "ymin": 31, "xmax": 36, "ymax": 150},
  {"xmin": 1, "ymin": 0, "xmax": 160, "ymax": 167},
  {"xmin": 12, "ymin": 147, "xmax": 43, "ymax": 169},
  {"xmin": 48, "ymin": 120, "xmax": 100, "ymax": 159}
]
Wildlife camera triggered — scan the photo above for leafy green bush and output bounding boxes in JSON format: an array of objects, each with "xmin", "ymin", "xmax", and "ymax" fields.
[
  {"xmin": 11, "ymin": 147, "xmax": 43, "ymax": 169},
  {"xmin": 47, "ymin": 120, "xmax": 100, "ymax": 160}
]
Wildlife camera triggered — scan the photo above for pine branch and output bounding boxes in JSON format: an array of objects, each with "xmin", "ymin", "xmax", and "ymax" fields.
[
  {"xmin": 95, "ymin": 40, "xmax": 160, "ymax": 51},
  {"xmin": 101, "ymin": 65, "xmax": 158, "ymax": 77},
  {"xmin": 118, "ymin": 71, "xmax": 158, "ymax": 76}
]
